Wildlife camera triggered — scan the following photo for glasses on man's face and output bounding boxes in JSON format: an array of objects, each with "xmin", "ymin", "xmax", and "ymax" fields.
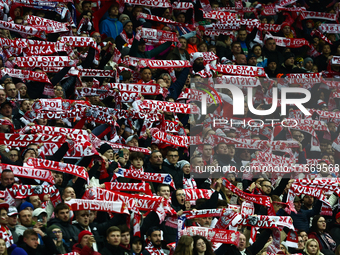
[{"xmin": 53, "ymin": 230, "xmax": 62, "ymax": 234}]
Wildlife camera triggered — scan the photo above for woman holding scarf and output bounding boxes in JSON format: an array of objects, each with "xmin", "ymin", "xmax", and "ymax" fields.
[{"xmin": 308, "ymin": 215, "xmax": 336, "ymax": 255}]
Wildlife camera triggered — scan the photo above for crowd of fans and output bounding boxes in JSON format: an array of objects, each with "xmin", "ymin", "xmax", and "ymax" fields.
[{"xmin": 0, "ymin": 0, "xmax": 339, "ymax": 255}]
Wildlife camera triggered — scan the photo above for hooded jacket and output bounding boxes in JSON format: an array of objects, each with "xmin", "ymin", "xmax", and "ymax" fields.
[{"xmin": 47, "ymin": 218, "xmax": 80, "ymax": 250}]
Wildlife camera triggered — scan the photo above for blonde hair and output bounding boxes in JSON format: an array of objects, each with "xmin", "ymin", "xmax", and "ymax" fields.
[
  {"xmin": 0, "ymin": 239, "xmax": 8, "ymax": 255},
  {"xmin": 304, "ymin": 239, "xmax": 322, "ymax": 255}
]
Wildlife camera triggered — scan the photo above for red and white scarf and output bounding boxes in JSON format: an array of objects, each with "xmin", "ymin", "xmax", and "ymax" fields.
[
  {"xmin": 25, "ymin": 15, "xmax": 69, "ymax": 33},
  {"xmin": 300, "ymin": 11, "xmax": 338, "ymax": 21},
  {"xmin": 112, "ymin": 168, "xmax": 176, "ymax": 189},
  {"xmin": 0, "ymin": 133, "xmax": 66, "ymax": 146},
  {"xmin": 141, "ymin": 27, "xmax": 178, "ymax": 43},
  {"xmin": 265, "ymin": 34, "xmax": 310, "ymax": 48},
  {"xmin": 319, "ymin": 24, "xmax": 340, "ymax": 33},
  {"xmin": 26, "ymin": 157, "xmax": 89, "ymax": 183},
  {"xmin": 141, "ymin": 99, "xmax": 198, "ymax": 114},
  {"xmin": 119, "ymin": 29, "xmax": 134, "ymax": 47},
  {"xmin": 0, "ymin": 20, "xmax": 46, "ymax": 39},
  {"xmin": 138, "ymin": 59, "xmax": 191, "ymax": 69},
  {"xmin": 145, "ymin": 241, "xmax": 166, "ymax": 255},
  {"xmin": 210, "ymin": 64, "xmax": 266, "ymax": 77},
  {"xmin": 14, "ymin": 56, "xmax": 75, "ymax": 68},
  {"xmin": 104, "ymin": 182, "xmax": 152, "ymax": 196},
  {"xmin": 66, "ymin": 198, "xmax": 130, "ymax": 214},
  {"xmin": 150, "ymin": 128, "xmax": 189, "ymax": 148},
  {"xmin": 1, "ymin": 68, "xmax": 52, "ymax": 84}
]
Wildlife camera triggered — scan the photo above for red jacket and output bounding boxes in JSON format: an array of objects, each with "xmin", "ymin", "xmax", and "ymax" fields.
[{"xmin": 72, "ymin": 243, "xmax": 101, "ymax": 255}]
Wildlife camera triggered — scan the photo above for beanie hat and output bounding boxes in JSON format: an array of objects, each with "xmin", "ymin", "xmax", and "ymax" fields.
[
  {"xmin": 281, "ymin": 22, "xmax": 290, "ymax": 30},
  {"xmin": 304, "ymin": 57, "xmax": 313, "ymax": 66},
  {"xmin": 283, "ymin": 52, "xmax": 295, "ymax": 62},
  {"xmin": 98, "ymin": 143, "xmax": 113, "ymax": 155},
  {"xmin": 19, "ymin": 201, "xmax": 34, "ymax": 212},
  {"xmin": 177, "ymin": 160, "xmax": 190, "ymax": 170},
  {"xmin": 122, "ymin": 19, "xmax": 132, "ymax": 28},
  {"xmin": 78, "ymin": 230, "xmax": 93, "ymax": 243},
  {"xmin": 21, "ymin": 147, "xmax": 36, "ymax": 158},
  {"xmin": 119, "ymin": 14, "xmax": 129, "ymax": 22},
  {"xmin": 47, "ymin": 224, "xmax": 62, "ymax": 237}
]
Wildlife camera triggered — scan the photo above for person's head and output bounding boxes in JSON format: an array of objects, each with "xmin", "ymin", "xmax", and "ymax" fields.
[
  {"xmin": 247, "ymin": 53, "xmax": 257, "ymax": 66},
  {"xmin": 265, "ymin": 38, "xmax": 276, "ymax": 51},
  {"xmin": 118, "ymin": 225, "xmax": 130, "ymax": 247},
  {"xmin": 47, "ymin": 225, "xmax": 63, "ymax": 243},
  {"xmin": 123, "ymin": 20, "xmax": 133, "ymax": 34},
  {"xmin": 159, "ymin": 73, "xmax": 171, "ymax": 88},
  {"xmin": 284, "ymin": 52, "xmax": 295, "ymax": 67},
  {"xmin": 52, "ymin": 171, "xmax": 63, "ymax": 186},
  {"xmin": 0, "ymin": 90, "xmax": 6, "ymax": 104},
  {"xmin": 166, "ymin": 148, "xmax": 179, "ymax": 165},
  {"xmin": 197, "ymin": 42, "xmax": 208, "ymax": 52},
  {"xmin": 282, "ymin": 24, "xmax": 291, "ymax": 36},
  {"xmin": 238, "ymin": 149, "xmax": 251, "ymax": 161},
  {"xmin": 27, "ymin": 195, "xmax": 41, "ymax": 210},
  {"xmin": 4, "ymin": 83, "xmax": 17, "ymax": 98},
  {"xmin": 311, "ymin": 215, "xmax": 326, "ymax": 233},
  {"xmin": 126, "ymin": 135, "xmax": 139, "ymax": 147},
  {"xmin": 226, "ymin": 172, "xmax": 236, "ymax": 183},
  {"xmin": 141, "ymin": 67, "xmax": 152, "ymax": 82},
  {"xmin": 23, "ymin": 229, "xmax": 39, "ymax": 249},
  {"xmin": 149, "ymin": 150, "xmax": 163, "ymax": 166},
  {"xmin": 0, "ymin": 238, "xmax": 7, "ymax": 255},
  {"xmin": 138, "ymin": 40, "xmax": 146, "ymax": 54},
  {"xmin": 18, "ymin": 209, "xmax": 32, "ymax": 227},
  {"xmin": 312, "ymin": 65, "xmax": 318, "ymax": 73},
  {"xmin": 20, "ymin": 99, "xmax": 31, "ymax": 113},
  {"xmin": 304, "ymin": 239, "xmax": 320, "ymax": 255},
  {"xmin": 54, "ymin": 85, "xmax": 64, "ymax": 98},
  {"xmin": 304, "ymin": 57, "xmax": 314, "ymax": 71},
  {"xmin": 238, "ymin": 233, "xmax": 246, "ymax": 250},
  {"xmin": 54, "ymin": 203, "xmax": 70, "ymax": 223},
  {"xmin": 16, "ymin": 82, "xmax": 27, "ymax": 97},
  {"xmin": 91, "ymin": 31, "xmax": 101, "ymax": 44},
  {"xmin": 294, "ymin": 196, "xmax": 302, "ymax": 211},
  {"xmin": 292, "ymin": 130, "xmax": 304, "ymax": 143},
  {"xmin": 178, "ymin": 37, "xmax": 187, "ymax": 51},
  {"xmin": 196, "ymin": 217, "xmax": 212, "ymax": 227},
  {"xmin": 131, "ymin": 236, "xmax": 143, "ymax": 254},
  {"xmin": 252, "ymin": 45, "xmax": 262, "ymax": 58},
  {"xmin": 76, "ymin": 210, "xmax": 90, "ymax": 228},
  {"xmin": 176, "ymin": 13, "xmax": 186, "ymax": 23},
  {"xmin": 202, "ymin": 144, "xmax": 213, "ymax": 159},
  {"xmin": 106, "ymin": 226, "xmax": 121, "ymax": 246},
  {"xmin": 78, "ymin": 230, "xmax": 93, "ymax": 248},
  {"xmin": 231, "ymin": 42, "xmax": 242, "ymax": 54},
  {"xmin": 322, "ymin": 44, "xmax": 331, "ymax": 55},
  {"xmin": 32, "ymin": 208, "xmax": 47, "ymax": 225},
  {"xmin": 297, "ymin": 236, "xmax": 304, "ymax": 249},
  {"xmin": 130, "ymin": 151, "xmax": 144, "ymax": 169},
  {"xmin": 267, "ymin": 59, "xmax": 277, "ymax": 71},
  {"xmin": 99, "ymin": 143, "xmax": 114, "ymax": 160},
  {"xmin": 178, "ymin": 160, "xmax": 190, "ymax": 175},
  {"xmin": 108, "ymin": 4, "xmax": 119, "ymax": 18},
  {"xmin": 237, "ymin": 29, "xmax": 247, "ymax": 42},
  {"xmin": 156, "ymin": 184, "xmax": 170, "ymax": 200},
  {"xmin": 215, "ymin": 142, "xmax": 228, "ymax": 155},
  {"xmin": 175, "ymin": 189, "xmax": 185, "ymax": 205},
  {"xmin": 147, "ymin": 227, "xmax": 162, "ymax": 248},
  {"xmin": 298, "ymin": 230, "xmax": 308, "ymax": 242},
  {"xmin": 193, "ymin": 235, "xmax": 213, "ymax": 255},
  {"xmin": 174, "ymin": 235, "xmax": 193, "ymax": 255},
  {"xmin": 303, "ymin": 195, "xmax": 314, "ymax": 207},
  {"xmin": 0, "ymin": 170, "xmax": 14, "ymax": 188},
  {"xmin": 188, "ymin": 36, "xmax": 198, "ymax": 45},
  {"xmin": 62, "ymin": 186, "xmax": 76, "ymax": 200},
  {"xmin": 7, "ymin": 206, "xmax": 18, "ymax": 227},
  {"xmin": 0, "ymin": 102, "xmax": 13, "ymax": 118},
  {"xmin": 235, "ymin": 54, "xmax": 247, "ymax": 65},
  {"xmin": 191, "ymin": 156, "xmax": 204, "ymax": 171},
  {"xmin": 260, "ymin": 179, "xmax": 272, "ymax": 195},
  {"xmin": 272, "ymin": 195, "xmax": 282, "ymax": 213},
  {"xmin": 0, "ymin": 204, "xmax": 8, "ymax": 226},
  {"xmin": 227, "ymin": 144, "xmax": 236, "ymax": 158},
  {"xmin": 82, "ymin": 1, "xmax": 92, "ymax": 12}
]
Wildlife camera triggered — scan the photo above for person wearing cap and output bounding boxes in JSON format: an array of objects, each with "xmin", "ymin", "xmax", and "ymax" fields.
[
  {"xmin": 46, "ymin": 224, "xmax": 71, "ymax": 254},
  {"xmin": 130, "ymin": 27, "xmax": 172, "ymax": 59},
  {"xmin": 0, "ymin": 101, "xmax": 14, "ymax": 120},
  {"xmin": 126, "ymin": 135, "xmax": 139, "ymax": 148},
  {"xmin": 290, "ymin": 196, "xmax": 322, "ymax": 232},
  {"xmin": 247, "ymin": 53, "xmax": 257, "ymax": 66},
  {"xmin": 32, "ymin": 208, "xmax": 47, "ymax": 232},
  {"xmin": 0, "ymin": 203, "xmax": 13, "ymax": 248},
  {"xmin": 330, "ymin": 212, "xmax": 340, "ymax": 246},
  {"xmin": 7, "ymin": 206, "xmax": 19, "ymax": 243},
  {"xmin": 191, "ymin": 52, "xmax": 204, "ymax": 73},
  {"xmin": 72, "ymin": 230, "xmax": 100, "ymax": 255},
  {"xmin": 18, "ymin": 228, "xmax": 58, "ymax": 255},
  {"xmin": 277, "ymin": 52, "xmax": 305, "ymax": 74},
  {"xmin": 178, "ymin": 160, "xmax": 196, "ymax": 189},
  {"xmin": 115, "ymin": 19, "xmax": 134, "ymax": 50},
  {"xmin": 304, "ymin": 57, "xmax": 314, "ymax": 72},
  {"xmin": 99, "ymin": 3, "xmax": 123, "ymax": 40}
]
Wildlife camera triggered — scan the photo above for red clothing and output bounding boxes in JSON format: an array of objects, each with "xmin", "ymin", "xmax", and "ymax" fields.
[
  {"xmin": 72, "ymin": 243, "xmax": 101, "ymax": 255},
  {"xmin": 186, "ymin": 43, "xmax": 198, "ymax": 54}
]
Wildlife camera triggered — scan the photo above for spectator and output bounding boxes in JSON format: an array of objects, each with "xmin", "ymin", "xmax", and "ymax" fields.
[
  {"xmin": 72, "ymin": 230, "xmax": 100, "ymax": 255},
  {"xmin": 99, "ymin": 3, "xmax": 123, "ymax": 39}
]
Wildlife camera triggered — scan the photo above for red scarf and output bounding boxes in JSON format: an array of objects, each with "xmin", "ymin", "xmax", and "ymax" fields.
[
  {"xmin": 66, "ymin": 198, "xmax": 130, "ymax": 214},
  {"xmin": 119, "ymin": 29, "xmax": 134, "ymax": 47},
  {"xmin": 104, "ymin": 182, "xmax": 152, "ymax": 196},
  {"xmin": 14, "ymin": 56, "xmax": 75, "ymax": 68},
  {"xmin": 145, "ymin": 241, "xmax": 166, "ymax": 255}
]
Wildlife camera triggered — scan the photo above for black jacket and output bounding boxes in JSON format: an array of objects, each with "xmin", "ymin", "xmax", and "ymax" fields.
[
  {"xmin": 100, "ymin": 243, "xmax": 131, "ymax": 255},
  {"xmin": 18, "ymin": 234, "xmax": 59, "ymax": 255},
  {"xmin": 47, "ymin": 217, "xmax": 80, "ymax": 250},
  {"xmin": 162, "ymin": 161, "xmax": 183, "ymax": 189},
  {"xmin": 166, "ymin": 47, "xmax": 190, "ymax": 61}
]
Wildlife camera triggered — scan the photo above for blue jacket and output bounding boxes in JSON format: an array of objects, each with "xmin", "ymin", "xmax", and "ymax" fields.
[
  {"xmin": 290, "ymin": 199, "xmax": 322, "ymax": 232},
  {"xmin": 99, "ymin": 17, "xmax": 123, "ymax": 39}
]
